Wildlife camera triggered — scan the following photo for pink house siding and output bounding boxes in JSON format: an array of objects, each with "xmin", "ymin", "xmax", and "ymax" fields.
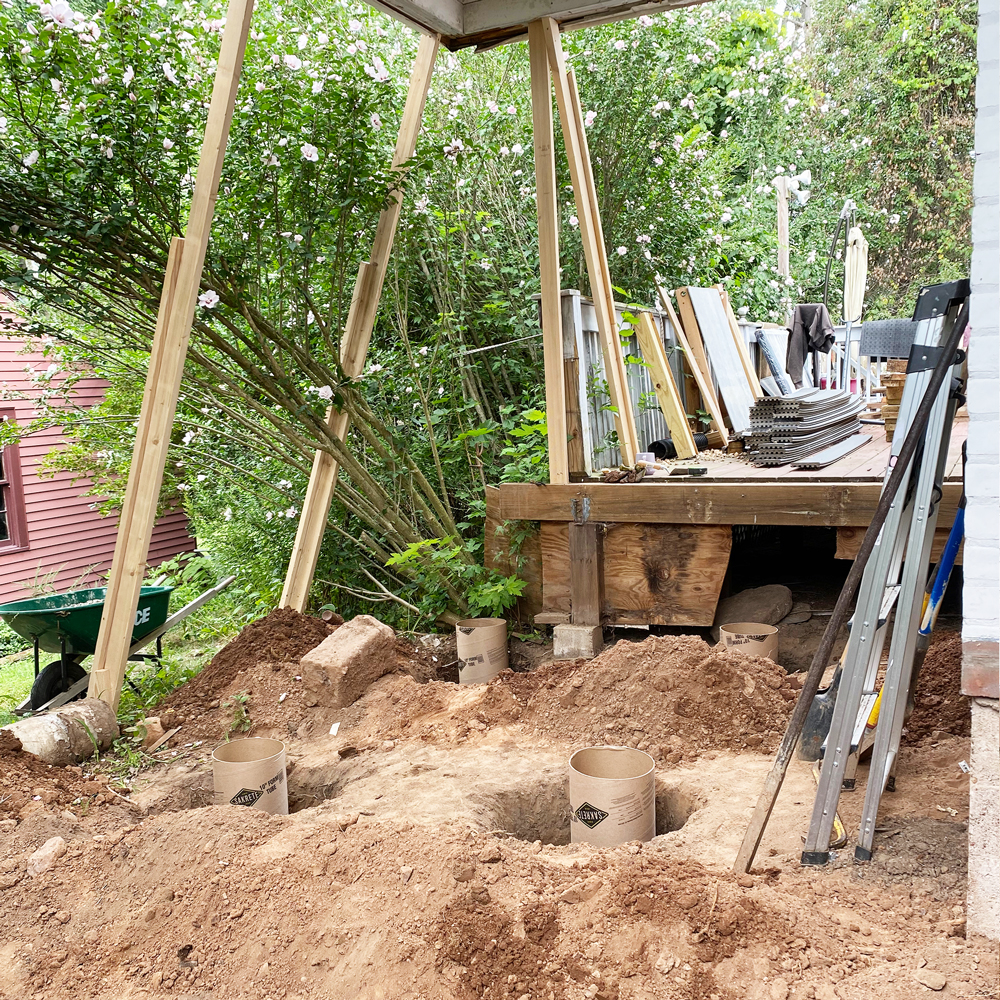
[{"xmin": 0, "ymin": 299, "xmax": 195, "ymax": 604}]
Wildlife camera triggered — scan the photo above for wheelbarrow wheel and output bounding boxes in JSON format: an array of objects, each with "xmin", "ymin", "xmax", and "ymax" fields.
[{"xmin": 29, "ymin": 659, "xmax": 87, "ymax": 710}]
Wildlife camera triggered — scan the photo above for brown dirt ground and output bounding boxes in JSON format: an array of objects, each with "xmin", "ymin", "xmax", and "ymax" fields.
[
  {"xmin": 903, "ymin": 631, "xmax": 971, "ymax": 745},
  {"xmin": 0, "ymin": 616, "xmax": 993, "ymax": 1000}
]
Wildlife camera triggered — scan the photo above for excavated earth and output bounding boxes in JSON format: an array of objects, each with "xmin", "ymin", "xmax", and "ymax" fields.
[{"xmin": 0, "ymin": 612, "xmax": 994, "ymax": 1000}]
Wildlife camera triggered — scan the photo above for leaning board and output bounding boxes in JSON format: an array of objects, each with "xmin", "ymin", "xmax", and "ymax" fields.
[{"xmin": 686, "ymin": 286, "xmax": 758, "ymax": 433}]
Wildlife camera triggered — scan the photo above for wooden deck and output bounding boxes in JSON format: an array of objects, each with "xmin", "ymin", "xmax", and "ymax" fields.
[{"xmin": 486, "ymin": 418, "xmax": 967, "ymax": 628}]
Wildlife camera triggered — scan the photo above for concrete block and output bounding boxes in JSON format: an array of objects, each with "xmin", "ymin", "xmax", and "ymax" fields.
[
  {"xmin": 299, "ymin": 615, "xmax": 397, "ymax": 709},
  {"xmin": 967, "ymin": 699, "xmax": 999, "ymax": 940},
  {"xmin": 553, "ymin": 624, "xmax": 603, "ymax": 661}
]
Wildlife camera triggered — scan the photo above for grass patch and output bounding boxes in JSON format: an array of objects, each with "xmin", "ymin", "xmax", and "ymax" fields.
[{"xmin": 0, "ymin": 650, "xmax": 36, "ymax": 725}]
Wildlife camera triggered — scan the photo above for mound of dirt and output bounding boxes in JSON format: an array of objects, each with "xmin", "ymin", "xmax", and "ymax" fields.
[
  {"xmin": 903, "ymin": 631, "xmax": 970, "ymax": 744},
  {"xmin": 155, "ymin": 610, "xmax": 452, "ymax": 743},
  {"xmin": 0, "ymin": 744, "xmax": 122, "ymax": 819},
  {"xmin": 348, "ymin": 635, "xmax": 799, "ymax": 759}
]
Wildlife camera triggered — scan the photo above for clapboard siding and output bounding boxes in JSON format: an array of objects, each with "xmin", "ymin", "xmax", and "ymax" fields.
[{"xmin": 0, "ymin": 300, "xmax": 195, "ymax": 604}]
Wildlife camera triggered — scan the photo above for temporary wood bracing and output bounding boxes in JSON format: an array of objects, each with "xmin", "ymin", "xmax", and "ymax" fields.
[{"xmin": 90, "ymin": 9, "xmax": 645, "ymax": 708}]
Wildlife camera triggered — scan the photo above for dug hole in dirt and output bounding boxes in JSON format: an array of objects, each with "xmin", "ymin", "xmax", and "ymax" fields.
[{"xmin": 0, "ymin": 608, "xmax": 994, "ymax": 1000}]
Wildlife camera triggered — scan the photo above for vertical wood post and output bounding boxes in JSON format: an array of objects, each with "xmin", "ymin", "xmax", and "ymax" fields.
[
  {"xmin": 775, "ymin": 176, "xmax": 791, "ymax": 279},
  {"xmin": 540, "ymin": 18, "xmax": 639, "ymax": 466},
  {"xmin": 279, "ymin": 33, "xmax": 439, "ymax": 611},
  {"xmin": 528, "ymin": 20, "xmax": 569, "ymax": 486},
  {"xmin": 569, "ymin": 521, "xmax": 603, "ymax": 626},
  {"xmin": 88, "ymin": 0, "xmax": 256, "ymax": 710},
  {"xmin": 635, "ymin": 312, "xmax": 697, "ymax": 459}
]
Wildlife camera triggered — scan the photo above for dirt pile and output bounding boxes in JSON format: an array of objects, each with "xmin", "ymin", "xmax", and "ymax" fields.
[
  {"xmin": 0, "ymin": 804, "xmax": 989, "ymax": 1000},
  {"xmin": 903, "ymin": 631, "xmax": 970, "ymax": 744},
  {"xmin": 353, "ymin": 635, "xmax": 799, "ymax": 759}
]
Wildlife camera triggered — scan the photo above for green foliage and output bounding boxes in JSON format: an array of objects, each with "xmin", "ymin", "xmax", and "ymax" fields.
[{"xmin": 222, "ymin": 690, "xmax": 252, "ymax": 737}]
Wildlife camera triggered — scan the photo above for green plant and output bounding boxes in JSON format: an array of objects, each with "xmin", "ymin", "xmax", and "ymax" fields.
[{"xmin": 222, "ymin": 690, "xmax": 252, "ymax": 738}]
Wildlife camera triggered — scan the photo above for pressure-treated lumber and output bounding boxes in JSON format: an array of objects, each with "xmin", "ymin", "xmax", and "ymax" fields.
[
  {"xmin": 717, "ymin": 284, "xmax": 763, "ymax": 398},
  {"xmin": 657, "ymin": 287, "xmax": 728, "ymax": 447},
  {"xmin": 280, "ymin": 33, "xmax": 439, "ymax": 612},
  {"xmin": 541, "ymin": 18, "xmax": 638, "ymax": 466},
  {"xmin": 569, "ymin": 521, "xmax": 603, "ymax": 625},
  {"xmin": 634, "ymin": 312, "xmax": 697, "ymax": 460},
  {"xmin": 497, "ymin": 480, "xmax": 962, "ymax": 528},
  {"xmin": 528, "ymin": 20, "xmax": 568, "ymax": 486}
]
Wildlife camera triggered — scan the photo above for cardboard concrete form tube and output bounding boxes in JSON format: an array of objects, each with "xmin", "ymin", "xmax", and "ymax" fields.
[
  {"xmin": 213, "ymin": 738, "xmax": 288, "ymax": 815},
  {"xmin": 569, "ymin": 746, "xmax": 655, "ymax": 847},
  {"xmin": 720, "ymin": 622, "xmax": 779, "ymax": 661},
  {"xmin": 455, "ymin": 618, "xmax": 508, "ymax": 684}
]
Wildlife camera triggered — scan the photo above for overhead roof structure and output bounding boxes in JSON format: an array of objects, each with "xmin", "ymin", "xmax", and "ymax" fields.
[{"xmin": 367, "ymin": 0, "xmax": 708, "ymax": 49}]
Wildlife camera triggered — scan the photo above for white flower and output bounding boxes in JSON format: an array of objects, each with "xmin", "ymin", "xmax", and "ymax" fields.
[
  {"xmin": 479, "ymin": 259, "xmax": 491, "ymax": 270},
  {"xmin": 568, "ymin": 215, "xmax": 578, "ymax": 227},
  {"xmin": 348, "ymin": 18, "xmax": 362, "ymax": 31},
  {"xmin": 317, "ymin": 32, "xmax": 329, "ymax": 45},
  {"xmin": 23, "ymin": 150, "xmax": 39, "ymax": 167},
  {"xmin": 297, "ymin": 32, "xmax": 308, "ymax": 50},
  {"xmin": 418, "ymin": 345, "xmax": 429, "ymax": 355},
  {"xmin": 443, "ymin": 138, "xmax": 464, "ymax": 160},
  {"xmin": 888, "ymin": 213, "xmax": 901, "ymax": 225},
  {"xmin": 285, "ymin": 507, "xmax": 298, "ymax": 518},
  {"xmin": 198, "ymin": 289, "xmax": 220, "ymax": 309},
  {"xmin": 255, "ymin": 80, "xmax": 266, "ymax": 92},
  {"xmin": 639, "ymin": 14, "xmax": 654, "ymax": 26},
  {"xmin": 306, "ymin": 311, "xmax": 315, "ymax": 324},
  {"xmin": 283, "ymin": 53, "xmax": 302, "ymax": 71},
  {"xmin": 364, "ymin": 57, "xmax": 389, "ymax": 83},
  {"xmin": 584, "ymin": 110, "xmax": 597, "ymax": 127},
  {"xmin": 370, "ymin": 112, "xmax": 382, "ymax": 129},
  {"xmin": 41, "ymin": 1, "xmax": 80, "ymax": 29},
  {"xmin": 277, "ymin": 480, "xmax": 292, "ymax": 489},
  {"xmin": 511, "ymin": 142, "xmax": 523, "ymax": 155},
  {"xmin": 278, "ymin": 137, "xmax": 288, "ymax": 147},
  {"xmin": 121, "ymin": 66, "xmax": 135, "ymax": 89},
  {"xmin": 616, "ymin": 246, "xmax": 627, "ymax": 256},
  {"xmin": 162, "ymin": 62, "xmax": 179, "ymax": 85},
  {"xmin": 486, "ymin": 100, "xmax": 499, "ymax": 113},
  {"xmin": 315, "ymin": 385, "xmax": 333, "ymax": 400},
  {"xmin": 506, "ymin": 105, "xmax": 516, "ymax": 115},
  {"xmin": 653, "ymin": 156, "xmax": 663, "ymax": 166},
  {"xmin": 163, "ymin": 138, "xmax": 174, "ymax": 150},
  {"xmin": 346, "ymin": 43, "xmax": 357, "ymax": 55},
  {"xmin": 368, "ymin": 363, "xmax": 384, "ymax": 374},
  {"xmin": 293, "ymin": 233, "xmax": 303, "ymax": 243},
  {"xmin": 223, "ymin": 507, "xmax": 232, "ymax": 521},
  {"xmin": 300, "ymin": 143, "xmax": 319, "ymax": 161},
  {"xmin": 182, "ymin": 430, "xmax": 196, "ymax": 445},
  {"xmin": 265, "ymin": 512, "xmax": 274, "ymax": 521},
  {"xmin": 312, "ymin": 79, "xmax": 324, "ymax": 95},
  {"xmin": 0, "ymin": 117, "xmax": 6, "ymax": 133},
  {"xmin": 499, "ymin": 145, "xmax": 510, "ymax": 156},
  {"xmin": 613, "ymin": 40, "xmax": 626, "ymax": 50},
  {"xmin": 720, "ymin": 211, "xmax": 732, "ymax": 223}
]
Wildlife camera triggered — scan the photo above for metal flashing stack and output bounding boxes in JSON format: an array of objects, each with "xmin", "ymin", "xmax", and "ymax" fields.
[{"xmin": 747, "ymin": 388, "xmax": 864, "ymax": 466}]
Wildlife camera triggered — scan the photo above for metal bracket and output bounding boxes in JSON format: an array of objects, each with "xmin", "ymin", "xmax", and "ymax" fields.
[{"xmin": 571, "ymin": 497, "xmax": 591, "ymax": 524}]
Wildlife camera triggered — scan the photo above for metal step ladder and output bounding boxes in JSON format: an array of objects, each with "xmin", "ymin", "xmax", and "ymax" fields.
[{"xmin": 801, "ymin": 280, "xmax": 969, "ymax": 866}]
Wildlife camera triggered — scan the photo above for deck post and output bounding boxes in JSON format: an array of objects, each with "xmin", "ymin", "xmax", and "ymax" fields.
[
  {"xmin": 87, "ymin": 0, "xmax": 256, "ymax": 711},
  {"xmin": 528, "ymin": 20, "xmax": 569, "ymax": 486},
  {"xmin": 279, "ymin": 32, "xmax": 439, "ymax": 612}
]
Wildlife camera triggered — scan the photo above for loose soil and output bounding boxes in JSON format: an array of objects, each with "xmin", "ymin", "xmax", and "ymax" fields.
[
  {"xmin": 903, "ymin": 632, "xmax": 971, "ymax": 744},
  {"xmin": 0, "ymin": 616, "xmax": 993, "ymax": 1000}
]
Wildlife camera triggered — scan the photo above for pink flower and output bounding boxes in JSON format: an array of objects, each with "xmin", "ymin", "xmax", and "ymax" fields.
[{"xmin": 300, "ymin": 143, "xmax": 319, "ymax": 162}]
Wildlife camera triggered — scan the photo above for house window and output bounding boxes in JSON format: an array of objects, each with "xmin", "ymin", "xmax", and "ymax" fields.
[{"xmin": 0, "ymin": 409, "xmax": 27, "ymax": 551}]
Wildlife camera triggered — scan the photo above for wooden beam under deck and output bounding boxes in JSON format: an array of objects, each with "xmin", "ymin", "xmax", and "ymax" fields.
[{"xmin": 497, "ymin": 480, "xmax": 963, "ymax": 528}]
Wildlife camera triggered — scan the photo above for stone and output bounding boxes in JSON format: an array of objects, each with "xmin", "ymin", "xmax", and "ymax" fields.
[
  {"xmin": 712, "ymin": 585, "xmax": 794, "ymax": 638},
  {"xmin": 478, "ymin": 842, "xmax": 502, "ymax": 864},
  {"xmin": 299, "ymin": 615, "xmax": 397, "ymax": 709},
  {"xmin": 27, "ymin": 836, "xmax": 67, "ymax": 876},
  {"xmin": 452, "ymin": 860, "xmax": 477, "ymax": 883},
  {"xmin": 553, "ymin": 624, "xmax": 603, "ymax": 661},
  {"xmin": 140, "ymin": 717, "xmax": 165, "ymax": 748},
  {"xmin": 914, "ymin": 969, "xmax": 947, "ymax": 991}
]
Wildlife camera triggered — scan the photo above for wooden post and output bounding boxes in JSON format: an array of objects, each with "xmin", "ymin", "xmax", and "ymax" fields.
[
  {"xmin": 671, "ymin": 287, "xmax": 730, "ymax": 441},
  {"xmin": 569, "ymin": 521, "xmax": 603, "ymax": 626},
  {"xmin": 88, "ymin": 0, "xmax": 256, "ymax": 710},
  {"xmin": 279, "ymin": 33, "xmax": 439, "ymax": 611},
  {"xmin": 775, "ymin": 176, "xmax": 791, "ymax": 280},
  {"xmin": 540, "ymin": 18, "xmax": 639, "ymax": 467},
  {"xmin": 718, "ymin": 284, "xmax": 763, "ymax": 399},
  {"xmin": 635, "ymin": 312, "xmax": 697, "ymax": 459},
  {"xmin": 528, "ymin": 20, "xmax": 569, "ymax": 486}
]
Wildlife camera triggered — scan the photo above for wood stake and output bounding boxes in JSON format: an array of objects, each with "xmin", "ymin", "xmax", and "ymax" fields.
[
  {"xmin": 280, "ymin": 33, "xmax": 439, "ymax": 612},
  {"xmin": 528, "ymin": 20, "xmax": 568, "ymax": 486},
  {"xmin": 541, "ymin": 18, "xmax": 639, "ymax": 466},
  {"xmin": 717, "ymin": 284, "xmax": 762, "ymax": 399},
  {"xmin": 635, "ymin": 312, "xmax": 697, "ymax": 460}
]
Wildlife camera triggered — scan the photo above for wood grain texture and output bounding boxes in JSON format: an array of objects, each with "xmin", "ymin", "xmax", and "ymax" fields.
[
  {"xmin": 484, "ymin": 485, "xmax": 543, "ymax": 623},
  {"xmin": 635, "ymin": 311, "xmax": 697, "ymax": 459},
  {"xmin": 569, "ymin": 521, "xmax": 603, "ymax": 625},
  {"xmin": 498, "ymin": 481, "xmax": 962, "ymax": 527},
  {"xmin": 529, "ymin": 20, "xmax": 568, "ymax": 486},
  {"xmin": 718, "ymin": 285, "xmax": 762, "ymax": 398},
  {"xmin": 539, "ymin": 521, "xmax": 731, "ymax": 625},
  {"xmin": 835, "ymin": 524, "xmax": 962, "ymax": 565}
]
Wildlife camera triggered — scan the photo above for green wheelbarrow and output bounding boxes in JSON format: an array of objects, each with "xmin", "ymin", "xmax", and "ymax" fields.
[{"xmin": 0, "ymin": 575, "xmax": 235, "ymax": 713}]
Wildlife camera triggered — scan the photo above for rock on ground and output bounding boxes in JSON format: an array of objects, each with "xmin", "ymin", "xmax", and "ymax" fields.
[
  {"xmin": 713, "ymin": 584, "xmax": 794, "ymax": 636},
  {"xmin": 27, "ymin": 835, "xmax": 66, "ymax": 876},
  {"xmin": 299, "ymin": 615, "xmax": 397, "ymax": 709}
]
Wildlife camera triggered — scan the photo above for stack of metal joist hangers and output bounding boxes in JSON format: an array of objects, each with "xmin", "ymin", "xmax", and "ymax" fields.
[{"xmin": 746, "ymin": 388, "xmax": 867, "ymax": 467}]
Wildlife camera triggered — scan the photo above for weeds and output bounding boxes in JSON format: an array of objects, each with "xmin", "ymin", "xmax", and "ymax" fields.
[{"xmin": 223, "ymin": 690, "xmax": 251, "ymax": 738}]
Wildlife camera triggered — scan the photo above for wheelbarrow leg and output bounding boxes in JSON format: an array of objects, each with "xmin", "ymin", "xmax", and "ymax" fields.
[
  {"xmin": 33, "ymin": 637, "xmax": 39, "ymax": 679},
  {"xmin": 60, "ymin": 636, "xmax": 67, "ymax": 689}
]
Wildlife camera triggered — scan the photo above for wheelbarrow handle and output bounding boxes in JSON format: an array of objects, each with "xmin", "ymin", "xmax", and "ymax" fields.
[{"xmin": 127, "ymin": 576, "xmax": 237, "ymax": 656}]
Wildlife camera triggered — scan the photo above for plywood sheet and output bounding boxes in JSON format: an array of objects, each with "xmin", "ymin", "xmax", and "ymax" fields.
[
  {"xmin": 484, "ymin": 485, "xmax": 543, "ymax": 623},
  {"xmin": 539, "ymin": 521, "xmax": 731, "ymax": 626}
]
